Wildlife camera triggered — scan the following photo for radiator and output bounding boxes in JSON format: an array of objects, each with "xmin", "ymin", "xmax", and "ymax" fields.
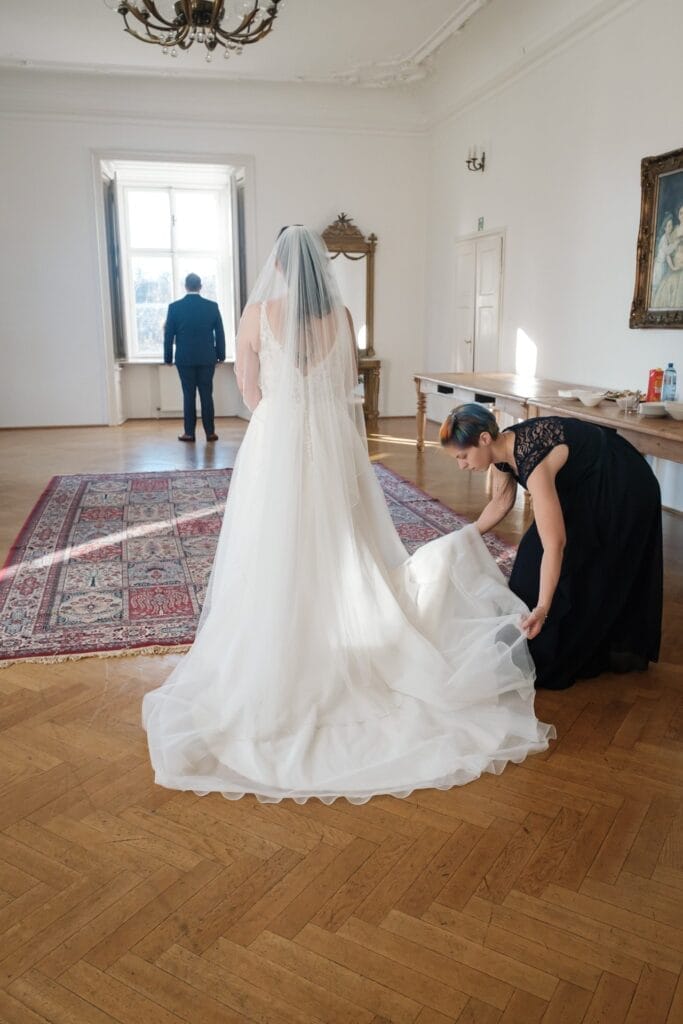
[{"xmin": 157, "ymin": 365, "xmax": 200, "ymax": 416}]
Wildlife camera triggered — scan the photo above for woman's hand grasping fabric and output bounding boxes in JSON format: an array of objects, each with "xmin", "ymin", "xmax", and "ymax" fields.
[{"xmin": 521, "ymin": 605, "xmax": 547, "ymax": 640}]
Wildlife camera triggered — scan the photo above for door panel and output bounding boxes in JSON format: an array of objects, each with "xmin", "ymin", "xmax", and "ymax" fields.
[
  {"xmin": 474, "ymin": 234, "xmax": 502, "ymax": 373},
  {"xmin": 453, "ymin": 242, "xmax": 476, "ymax": 372}
]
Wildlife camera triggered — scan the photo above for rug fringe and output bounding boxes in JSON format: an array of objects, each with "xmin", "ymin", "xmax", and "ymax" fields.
[{"xmin": 0, "ymin": 644, "xmax": 191, "ymax": 670}]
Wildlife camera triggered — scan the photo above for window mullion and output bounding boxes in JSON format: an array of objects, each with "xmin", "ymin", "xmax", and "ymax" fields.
[{"xmin": 169, "ymin": 188, "xmax": 179, "ymax": 297}]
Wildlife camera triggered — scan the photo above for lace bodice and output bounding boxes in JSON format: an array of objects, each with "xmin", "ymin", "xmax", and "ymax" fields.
[
  {"xmin": 258, "ymin": 302, "xmax": 344, "ymax": 403},
  {"xmin": 496, "ymin": 417, "xmax": 568, "ymax": 487},
  {"xmin": 257, "ymin": 303, "xmax": 283, "ymax": 399}
]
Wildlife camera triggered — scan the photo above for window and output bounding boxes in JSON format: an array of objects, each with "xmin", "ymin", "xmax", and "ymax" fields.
[{"xmin": 106, "ymin": 161, "xmax": 243, "ymax": 361}]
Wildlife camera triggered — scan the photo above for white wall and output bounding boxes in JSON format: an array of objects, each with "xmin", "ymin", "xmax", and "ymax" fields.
[
  {"xmin": 421, "ymin": 0, "xmax": 683, "ymax": 508},
  {"xmin": 0, "ymin": 70, "xmax": 426, "ymax": 427},
  {"xmin": 423, "ymin": 0, "xmax": 679, "ymax": 391}
]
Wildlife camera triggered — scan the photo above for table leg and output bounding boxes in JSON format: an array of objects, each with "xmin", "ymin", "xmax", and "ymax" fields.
[
  {"xmin": 486, "ymin": 405, "xmax": 503, "ymax": 494},
  {"xmin": 415, "ymin": 378, "xmax": 426, "ymax": 452}
]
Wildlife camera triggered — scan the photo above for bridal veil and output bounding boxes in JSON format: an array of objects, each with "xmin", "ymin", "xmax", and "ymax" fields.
[{"xmin": 142, "ymin": 226, "xmax": 554, "ymax": 803}]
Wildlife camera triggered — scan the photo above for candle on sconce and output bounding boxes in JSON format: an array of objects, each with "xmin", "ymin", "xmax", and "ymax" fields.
[{"xmin": 465, "ymin": 146, "xmax": 486, "ymax": 172}]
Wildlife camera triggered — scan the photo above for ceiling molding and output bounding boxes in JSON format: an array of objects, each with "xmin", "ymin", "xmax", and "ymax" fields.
[
  {"xmin": 406, "ymin": 0, "xmax": 491, "ymax": 64},
  {"xmin": 428, "ymin": 0, "xmax": 642, "ymax": 127},
  {"xmin": 0, "ymin": 54, "xmax": 429, "ymax": 89},
  {"xmin": 0, "ymin": 0, "xmax": 644, "ymax": 121},
  {"xmin": 0, "ymin": 61, "xmax": 425, "ymax": 135},
  {"xmin": 0, "ymin": 56, "xmax": 314, "ymax": 84},
  {"xmin": 0, "ymin": 1, "xmax": 491, "ymax": 91},
  {"xmin": 324, "ymin": 59, "xmax": 431, "ymax": 89},
  {"xmin": 0, "ymin": 99, "xmax": 426, "ymax": 140},
  {"xmin": 297, "ymin": 0, "xmax": 490, "ymax": 88}
]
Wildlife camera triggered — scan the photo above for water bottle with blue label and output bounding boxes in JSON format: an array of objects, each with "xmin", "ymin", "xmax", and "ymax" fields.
[{"xmin": 662, "ymin": 363, "xmax": 677, "ymax": 401}]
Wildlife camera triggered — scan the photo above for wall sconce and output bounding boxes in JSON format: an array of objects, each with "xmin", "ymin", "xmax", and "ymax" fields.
[{"xmin": 465, "ymin": 147, "xmax": 486, "ymax": 172}]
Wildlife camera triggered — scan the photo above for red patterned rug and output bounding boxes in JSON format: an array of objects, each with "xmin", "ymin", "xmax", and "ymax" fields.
[{"xmin": 0, "ymin": 465, "xmax": 516, "ymax": 667}]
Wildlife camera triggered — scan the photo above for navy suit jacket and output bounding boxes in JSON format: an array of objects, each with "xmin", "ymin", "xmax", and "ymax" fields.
[{"xmin": 164, "ymin": 293, "xmax": 226, "ymax": 366}]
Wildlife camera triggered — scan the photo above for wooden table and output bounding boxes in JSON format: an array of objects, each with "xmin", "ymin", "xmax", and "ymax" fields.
[
  {"xmin": 414, "ymin": 372, "xmax": 583, "ymax": 451},
  {"xmin": 414, "ymin": 371, "xmax": 683, "ymax": 464},
  {"xmin": 531, "ymin": 396, "xmax": 683, "ymax": 464}
]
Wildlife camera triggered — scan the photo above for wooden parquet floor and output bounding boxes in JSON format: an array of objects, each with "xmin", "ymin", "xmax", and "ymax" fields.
[{"xmin": 0, "ymin": 417, "xmax": 681, "ymax": 1024}]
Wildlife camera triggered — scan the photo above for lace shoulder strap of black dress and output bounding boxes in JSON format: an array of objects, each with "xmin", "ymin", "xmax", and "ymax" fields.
[{"xmin": 510, "ymin": 417, "xmax": 567, "ymax": 485}]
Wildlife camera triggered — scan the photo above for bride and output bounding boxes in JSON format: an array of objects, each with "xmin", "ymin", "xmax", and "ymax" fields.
[{"xmin": 143, "ymin": 226, "xmax": 554, "ymax": 803}]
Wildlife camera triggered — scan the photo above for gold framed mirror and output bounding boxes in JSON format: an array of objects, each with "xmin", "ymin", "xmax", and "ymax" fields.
[{"xmin": 322, "ymin": 213, "xmax": 377, "ymax": 358}]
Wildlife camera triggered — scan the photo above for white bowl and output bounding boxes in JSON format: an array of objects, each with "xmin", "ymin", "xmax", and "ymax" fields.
[
  {"xmin": 574, "ymin": 390, "xmax": 607, "ymax": 407},
  {"xmin": 638, "ymin": 402, "xmax": 667, "ymax": 417},
  {"xmin": 665, "ymin": 401, "xmax": 683, "ymax": 420}
]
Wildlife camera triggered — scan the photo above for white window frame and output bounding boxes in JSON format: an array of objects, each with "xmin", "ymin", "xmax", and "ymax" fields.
[{"xmin": 114, "ymin": 164, "xmax": 239, "ymax": 362}]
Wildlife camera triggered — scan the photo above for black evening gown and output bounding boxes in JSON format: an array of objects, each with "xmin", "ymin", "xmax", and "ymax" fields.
[{"xmin": 497, "ymin": 417, "xmax": 663, "ymax": 690}]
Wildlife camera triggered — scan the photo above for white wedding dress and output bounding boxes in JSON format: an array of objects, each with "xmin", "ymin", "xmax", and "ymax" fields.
[
  {"xmin": 144, "ymin": 228, "xmax": 557, "ymax": 802},
  {"xmin": 143, "ymin": 228, "xmax": 554, "ymax": 803}
]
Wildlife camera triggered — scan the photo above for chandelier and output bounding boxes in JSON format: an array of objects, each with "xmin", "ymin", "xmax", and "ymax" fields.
[{"xmin": 107, "ymin": 1, "xmax": 283, "ymax": 62}]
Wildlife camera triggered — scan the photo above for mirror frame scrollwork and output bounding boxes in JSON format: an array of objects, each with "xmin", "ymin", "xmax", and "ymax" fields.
[{"xmin": 322, "ymin": 213, "xmax": 377, "ymax": 358}]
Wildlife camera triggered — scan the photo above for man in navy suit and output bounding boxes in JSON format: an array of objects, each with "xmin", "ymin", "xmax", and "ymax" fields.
[{"xmin": 164, "ymin": 273, "xmax": 226, "ymax": 442}]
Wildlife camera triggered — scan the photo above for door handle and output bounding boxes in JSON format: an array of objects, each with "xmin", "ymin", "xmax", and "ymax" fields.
[{"xmin": 465, "ymin": 338, "xmax": 473, "ymax": 345}]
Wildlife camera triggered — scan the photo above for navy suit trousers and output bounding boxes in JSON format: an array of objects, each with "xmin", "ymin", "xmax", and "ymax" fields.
[{"xmin": 176, "ymin": 364, "xmax": 216, "ymax": 438}]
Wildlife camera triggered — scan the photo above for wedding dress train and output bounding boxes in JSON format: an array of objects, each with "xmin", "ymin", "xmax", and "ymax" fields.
[{"xmin": 142, "ymin": 228, "xmax": 554, "ymax": 803}]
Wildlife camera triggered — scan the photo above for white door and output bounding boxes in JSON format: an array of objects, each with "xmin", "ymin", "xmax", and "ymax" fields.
[
  {"xmin": 453, "ymin": 241, "xmax": 476, "ymax": 371},
  {"xmin": 453, "ymin": 233, "xmax": 503, "ymax": 373},
  {"xmin": 474, "ymin": 234, "xmax": 502, "ymax": 372}
]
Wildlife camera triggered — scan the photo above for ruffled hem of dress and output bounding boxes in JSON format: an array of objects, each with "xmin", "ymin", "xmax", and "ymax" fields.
[{"xmin": 150, "ymin": 729, "xmax": 556, "ymax": 806}]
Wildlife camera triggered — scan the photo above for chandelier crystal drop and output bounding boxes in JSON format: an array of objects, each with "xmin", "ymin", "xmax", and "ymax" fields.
[{"xmin": 107, "ymin": 1, "xmax": 283, "ymax": 58}]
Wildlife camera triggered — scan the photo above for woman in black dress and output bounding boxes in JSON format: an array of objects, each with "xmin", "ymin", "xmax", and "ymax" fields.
[{"xmin": 440, "ymin": 404, "xmax": 663, "ymax": 690}]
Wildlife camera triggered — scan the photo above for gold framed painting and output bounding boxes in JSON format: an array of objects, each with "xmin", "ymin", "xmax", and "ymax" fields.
[{"xmin": 630, "ymin": 146, "xmax": 683, "ymax": 328}]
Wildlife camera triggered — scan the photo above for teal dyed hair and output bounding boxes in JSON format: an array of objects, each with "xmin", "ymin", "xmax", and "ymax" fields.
[{"xmin": 439, "ymin": 403, "xmax": 499, "ymax": 447}]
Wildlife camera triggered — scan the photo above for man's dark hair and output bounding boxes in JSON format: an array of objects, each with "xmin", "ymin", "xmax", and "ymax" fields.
[{"xmin": 185, "ymin": 273, "xmax": 202, "ymax": 292}]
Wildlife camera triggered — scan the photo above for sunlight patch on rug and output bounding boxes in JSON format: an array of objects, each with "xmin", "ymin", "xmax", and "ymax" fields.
[{"xmin": 0, "ymin": 466, "xmax": 515, "ymax": 666}]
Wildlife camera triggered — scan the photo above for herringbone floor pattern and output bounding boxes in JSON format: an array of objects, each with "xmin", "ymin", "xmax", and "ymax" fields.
[{"xmin": 0, "ymin": 417, "xmax": 681, "ymax": 1024}]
